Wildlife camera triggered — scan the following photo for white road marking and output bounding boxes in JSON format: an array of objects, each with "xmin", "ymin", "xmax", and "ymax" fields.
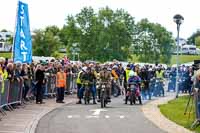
[
  {"xmin": 86, "ymin": 115, "xmax": 99, "ymax": 119},
  {"xmin": 119, "ymin": 115, "xmax": 125, "ymax": 119},
  {"xmin": 105, "ymin": 115, "xmax": 110, "ymax": 119},
  {"xmin": 67, "ymin": 115, "xmax": 81, "ymax": 119},
  {"xmin": 67, "ymin": 115, "xmax": 126, "ymax": 119},
  {"xmin": 0, "ymin": 131, "xmax": 24, "ymax": 133},
  {"xmin": 67, "ymin": 115, "xmax": 73, "ymax": 118},
  {"xmin": 3, "ymin": 124, "xmax": 25, "ymax": 127},
  {"xmin": 90, "ymin": 109, "xmax": 107, "ymax": 116}
]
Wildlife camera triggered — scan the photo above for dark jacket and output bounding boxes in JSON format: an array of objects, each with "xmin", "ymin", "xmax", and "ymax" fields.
[{"xmin": 35, "ymin": 69, "xmax": 45, "ymax": 84}]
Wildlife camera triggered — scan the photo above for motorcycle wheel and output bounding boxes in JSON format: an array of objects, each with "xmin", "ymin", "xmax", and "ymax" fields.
[
  {"xmin": 130, "ymin": 92, "xmax": 133, "ymax": 105},
  {"xmin": 101, "ymin": 91, "xmax": 104, "ymax": 108},
  {"xmin": 84, "ymin": 89, "xmax": 89, "ymax": 104},
  {"xmin": 138, "ymin": 96, "xmax": 142, "ymax": 105}
]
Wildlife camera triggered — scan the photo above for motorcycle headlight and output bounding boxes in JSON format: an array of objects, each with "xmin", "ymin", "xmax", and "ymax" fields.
[{"xmin": 102, "ymin": 85, "xmax": 106, "ymax": 88}]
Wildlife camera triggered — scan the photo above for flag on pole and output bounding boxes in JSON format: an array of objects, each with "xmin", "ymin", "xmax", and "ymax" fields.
[{"xmin": 13, "ymin": 1, "xmax": 32, "ymax": 63}]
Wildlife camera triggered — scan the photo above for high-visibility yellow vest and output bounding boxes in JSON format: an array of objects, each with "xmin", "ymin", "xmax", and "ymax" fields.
[
  {"xmin": 125, "ymin": 69, "xmax": 131, "ymax": 82},
  {"xmin": 0, "ymin": 69, "xmax": 8, "ymax": 94},
  {"xmin": 156, "ymin": 70, "xmax": 164, "ymax": 79},
  {"xmin": 76, "ymin": 71, "xmax": 82, "ymax": 84}
]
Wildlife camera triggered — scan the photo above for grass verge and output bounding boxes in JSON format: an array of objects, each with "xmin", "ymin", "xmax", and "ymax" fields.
[
  {"xmin": 170, "ymin": 55, "xmax": 200, "ymax": 65},
  {"xmin": 159, "ymin": 96, "xmax": 200, "ymax": 132},
  {"xmin": 0, "ymin": 52, "xmax": 12, "ymax": 58}
]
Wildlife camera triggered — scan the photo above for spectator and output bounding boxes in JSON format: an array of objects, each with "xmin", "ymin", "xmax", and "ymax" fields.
[
  {"xmin": 56, "ymin": 65, "xmax": 66, "ymax": 103},
  {"xmin": 35, "ymin": 65, "xmax": 45, "ymax": 104}
]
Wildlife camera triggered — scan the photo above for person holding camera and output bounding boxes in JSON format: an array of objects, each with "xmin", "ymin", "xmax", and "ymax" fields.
[{"xmin": 192, "ymin": 69, "xmax": 200, "ymax": 120}]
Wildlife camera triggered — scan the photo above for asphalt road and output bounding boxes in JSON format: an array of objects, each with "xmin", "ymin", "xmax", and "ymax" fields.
[{"xmin": 36, "ymin": 97, "xmax": 166, "ymax": 133}]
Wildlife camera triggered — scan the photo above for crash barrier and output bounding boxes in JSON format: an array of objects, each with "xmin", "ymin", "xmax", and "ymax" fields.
[
  {"xmin": 8, "ymin": 80, "xmax": 23, "ymax": 105},
  {"xmin": 45, "ymin": 75, "xmax": 56, "ymax": 97},
  {"xmin": 66, "ymin": 73, "xmax": 78, "ymax": 94},
  {"xmin": 0, "ymin": 79, "xmax": 23, "ymax": 108},
  {"xmin": 0, "ymin": 76, "xmax": 56, "ymax": 108},
  {"xmin": 0, "ymin": 80, "xmax": 10, "ymax": 107},
  {"xmin": 0, "ymin": 74, "xmax": 76, "ymax": 106}
]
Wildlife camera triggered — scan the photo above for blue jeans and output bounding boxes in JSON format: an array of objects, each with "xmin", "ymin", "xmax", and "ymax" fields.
[{"xmin": 78, "ymin": 85, "xmax": 96, "ymax": 99}]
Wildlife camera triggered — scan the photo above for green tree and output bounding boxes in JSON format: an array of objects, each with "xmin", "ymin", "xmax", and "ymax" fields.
[
  {"xmin": 63, "ymin": 7, "xmax": 135, "ymax": 62},
  {"xmin": 188, "ymin": 30, "xmax": 200, "ymax": 44},
  {"xmin": 195, "ymin": 36, "xmax": 200, "ymax": 47},
  {"xmin": 1, "ymin": 29, "xmax": 8, "ymax": 32},
  {"xmin": 98, "ymin": 7, "xmax": 135, "ymax": 61},
  {"xmin": 133, "ymin": 19, "xmax": 174, "ymax": 64},
  {"xmin": 32, "ymin": 26, "xmax": 62, "ymax": 57}
]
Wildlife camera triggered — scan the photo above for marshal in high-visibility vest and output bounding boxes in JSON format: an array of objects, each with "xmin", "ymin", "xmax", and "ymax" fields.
[
  {"xmin": 56, "ymin": 72, "xmax": 66, "ymax": 88},
  {"xmin": 156, "ymin": 70, "xmax": 164, "ymax": 79}
]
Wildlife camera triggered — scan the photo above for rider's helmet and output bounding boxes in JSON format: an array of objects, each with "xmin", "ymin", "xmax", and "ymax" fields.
[
  {"xmin": 112, "ymin": 65, "xmax": 118, "ymax": 69},
  {"xmin": 82, "ymin": 66, "xmax": 87, "ymax": 72},
  {"xmin": 107, "ymin": 67, "xmax": 112, "ymax": 71},
  {"xmin": 129, "ymin": 70, "xmax": 135, "ymax": 77}
]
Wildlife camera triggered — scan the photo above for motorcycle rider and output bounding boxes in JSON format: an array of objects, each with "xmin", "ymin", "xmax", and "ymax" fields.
[
  {"xmin": 76, "ymin": 67, "xmax": 85, "ymax": 104},
  {"xmin": 111, "ymin": 65, "xmax": 120, "ymax": 96},
  {"xmin": 125, "ymin": 64, "xmax": 131, "ymax": 96},
  {"xmin": 156, "ymin": 66, "xmax": 165, "ymax": 79},
  {"xmin": 155, "ymin": 66, "xmax": 165, "ymax": 96},
  {"xmin": 80, "ymin": 66, "xmax": 97, "ymax": 104},
  {"xmin": 139, "ymin": 67, "xmax": 150, "ymax": 100},
  {"xmin": 98, "ymin": 65, "xmax": 112, "ymax": 102},
  {"xmin": 126, "ymin": 70, "xmax": 142, "ymax": 104}
]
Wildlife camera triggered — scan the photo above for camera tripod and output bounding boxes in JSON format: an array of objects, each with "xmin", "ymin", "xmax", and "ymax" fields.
[{"xmin": 184, "ymin": 86, "xmax": 200, "ymax": 129}]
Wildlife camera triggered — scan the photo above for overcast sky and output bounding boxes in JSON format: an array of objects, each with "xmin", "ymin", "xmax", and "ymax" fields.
[{"xmin": 0, "ymin": 0, "xmax": 199, "ymax": 39}]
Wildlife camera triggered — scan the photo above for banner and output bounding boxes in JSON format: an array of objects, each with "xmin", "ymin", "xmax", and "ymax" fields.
[{"xmin": 13, "ymin": 1, "xmax": 32, "ymax": 63}]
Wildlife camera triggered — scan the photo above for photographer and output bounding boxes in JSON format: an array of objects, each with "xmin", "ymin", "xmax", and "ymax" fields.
[{"xmin": 193, "ymin": 69, "xmax": 200, "ymax": 120}]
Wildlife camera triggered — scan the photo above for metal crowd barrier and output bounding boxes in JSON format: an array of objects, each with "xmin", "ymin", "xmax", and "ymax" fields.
[
  {"xmin": 66, "ymin": 73, "xmax": 78, "ymax": 94},
  {"xmin": 8, "ymin": 80, "xmax": 23, "ymax": 105},
  {"xmin": 26, "ymin": 79, "xmax": 34, "ymax": 99},
  {"xmin": 46, "ymin": 75, "xmax": 56, "ymax": 97},
  {"xmin": 0, "ymin": 80, "xmax": 10, "ymax": 108}
]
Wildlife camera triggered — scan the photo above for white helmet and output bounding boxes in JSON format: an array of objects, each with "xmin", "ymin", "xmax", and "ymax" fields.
[
  {"xmin": 129, "ymin": 70, "xmax": 135, "ymax": 77},
  {"xmin": 112, "ymin": 65, "xmax": 118, "ymax": 69},
  {"xmin": 82, "ymin": 66, "xmax": 87, "ymax": 72}
]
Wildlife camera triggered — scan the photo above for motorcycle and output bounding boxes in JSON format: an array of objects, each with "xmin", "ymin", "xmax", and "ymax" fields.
[
  {"xmin": 83, "ymin": 81, "xmax": 92, "ymax": 104},
  {"xmin": 99, "ymin": 82, "xmax": 110, "ymax": 108},
  {"xmin": 126, "ymin": 82, "xmax": 142, "ymax": 105}
]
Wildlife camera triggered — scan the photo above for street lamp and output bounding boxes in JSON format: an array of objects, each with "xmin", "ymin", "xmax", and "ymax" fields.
[{"xmin": 173, "ymin": 14, "xmax": 184, "ymax": 98}]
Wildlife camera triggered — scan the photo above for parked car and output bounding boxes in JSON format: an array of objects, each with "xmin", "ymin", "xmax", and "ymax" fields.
[{"xmin": 181, "ymin": 45, "xmax": 197, "ymax": 55}]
